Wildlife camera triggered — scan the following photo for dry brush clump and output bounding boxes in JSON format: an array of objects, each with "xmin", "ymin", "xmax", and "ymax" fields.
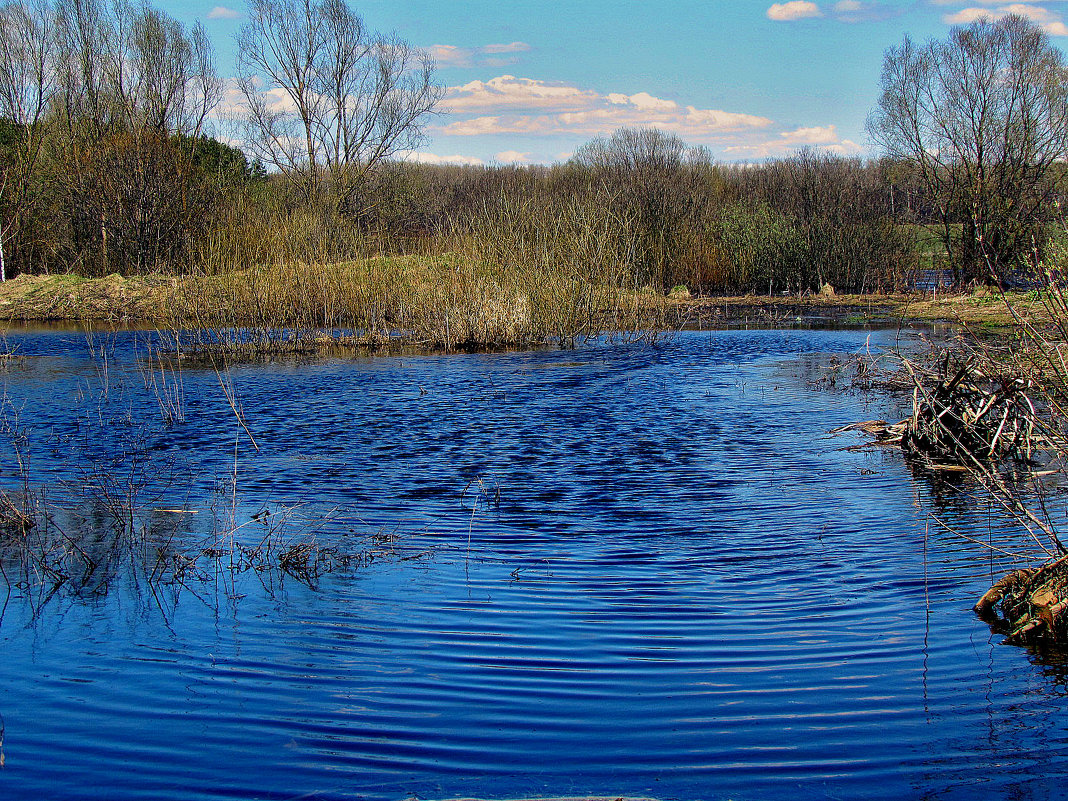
[
  {"xmin": 166, "ymin": 204, "xmax": 672, "ymax": 358},
  {"xmin": 839, "ymin": 272, "xmax": 1068, "ymax": 645}
]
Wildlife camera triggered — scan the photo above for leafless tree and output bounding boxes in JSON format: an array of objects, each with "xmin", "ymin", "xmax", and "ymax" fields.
[
  {"xmin": 868, "ymin": 14, "xmax": 1068, "ymax": 283},
  {"xmin": 50, "ymin": 0, "xmax": 222, "ymax": 272},
  {"xmin": 119, "ymin": 7, "xmax": 219, "ymax": 137},
  {"xmin": 572, "ymin": 127, "xmax": 694, "ymax": 172},
  {"xmin": 53, "ymin": 0, "xmax": 218, "ymax": 138},
  {"xmin": 571, "ymin": 128, "xmax": 721, "ymax": 291},
  {"xmin": 0, "ymin": 0, "xmax": 58, "ymax": 280},
  {"xmin": 236, "ymin": 0, "xmax": 442, "ymax": 213}
]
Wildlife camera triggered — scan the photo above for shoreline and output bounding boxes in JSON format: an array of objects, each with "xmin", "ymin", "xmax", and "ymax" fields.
[{"xmin": 0, "ymin": 271, "xmax": 1031, "ymax": 331}]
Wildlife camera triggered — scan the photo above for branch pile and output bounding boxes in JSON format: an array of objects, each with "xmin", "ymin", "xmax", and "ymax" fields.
[
  {"xmin": 900, "ymin": 352, "xmax": 1042, "ymax": 466},
  {"xmin": 836, "ymin": 347, "xmax": 1068, "ymax": 646}
]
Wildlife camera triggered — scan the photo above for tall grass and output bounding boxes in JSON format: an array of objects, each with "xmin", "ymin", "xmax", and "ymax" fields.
[{"xmin": 165, "ymin": 179, "xmax": 674, "ymax": 356}]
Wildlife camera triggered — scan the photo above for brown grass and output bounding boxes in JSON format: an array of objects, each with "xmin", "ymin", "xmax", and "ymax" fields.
[{"xmin": 0, "ymin": 264, "xmax": 1045, "ymax": 346}]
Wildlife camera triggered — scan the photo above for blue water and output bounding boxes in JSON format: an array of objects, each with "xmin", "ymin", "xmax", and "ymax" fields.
[{"xmin": 0, "ymin": 327, "xmax": 1065, "ymax": 801}]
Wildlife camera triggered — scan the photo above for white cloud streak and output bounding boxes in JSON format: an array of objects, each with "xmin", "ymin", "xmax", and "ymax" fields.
[
  {"xmin": 398, "ymin": 150, "xmax": 486, "ymax": 166},
  {"xmin": 206, "ymin": 6, "xmax": 239, "ymax": 20},
  {"xmin": 940, "ymin": 2, "xmax": 1068, "ymax": 35},
  {"xmin": 429, "ymin": 42, "xmax": 532, "ymax": 68},
  {"xmin": 766, "ymin": 2, "xmax": 823, "ymax": 20},
  {"xmin": 494, "ymin": 150, "xmax": 533, "ymax": 164},
  {"xmin": 723, "ymin": 125, "xmax": 863, "ymax": 158},
  {"xmin": 440, "ymin": 75, "xmax": 771, "ymax": 143},
  {"xmin": 436, "ymin": 74, "xmax": 859, "ymax": 160},
  {"xmin": 444, "ymin": 75, "xmax": 602, "ymax": 113},
  {"xmin": 220, "ymin": 72, "xmax": 862, "ymax": 164}
]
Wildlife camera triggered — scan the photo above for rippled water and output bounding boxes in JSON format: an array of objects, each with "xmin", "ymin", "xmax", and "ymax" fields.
[{"xmin": 2, "ymin": 327, "xmax": 1068, "ymax": 801}]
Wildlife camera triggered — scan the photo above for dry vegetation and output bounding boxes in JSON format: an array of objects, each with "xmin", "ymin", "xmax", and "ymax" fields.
[{"xmin": 831, "ymin": 262, "xmax": 1068, "ymax": 645}]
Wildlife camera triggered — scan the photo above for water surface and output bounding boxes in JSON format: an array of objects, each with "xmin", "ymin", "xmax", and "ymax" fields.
[{"xmin": 1, "ymin": 328, "xmax": 1065, "ymax": 801}]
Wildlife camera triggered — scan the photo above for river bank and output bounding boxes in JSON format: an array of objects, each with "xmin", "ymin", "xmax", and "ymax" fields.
[{"xmin": 0, "ymin": 268, "xmax": 1035, "ymax": 332}]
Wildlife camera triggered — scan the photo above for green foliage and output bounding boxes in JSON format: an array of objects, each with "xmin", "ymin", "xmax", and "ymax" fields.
[
  {"xmin": 175, "ymin": 134, "xmax": 266, "ymax": 185},
  {"xmin": 709, "ymin": 202, "xmax": 804, "ymax": 293},
  {"xmin": 0, "ymin": 118, "xmax": 27, "ymax": 164}
]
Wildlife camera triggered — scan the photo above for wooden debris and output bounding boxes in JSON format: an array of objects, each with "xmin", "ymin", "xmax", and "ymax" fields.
[
  {"xmin": 829, "ymin": 418, "xmax": 907, "ymax": 445},
  {"xmin": 974, "ymin": 567, "xmax": 1036, "ymax": 616},
  {"xmin": 836, "ymin": 348, "xmax": 1068, "ymax": 645},
  {"xmin": 900, "ymin": 352, "xmax": 1042, "ymax": 465},
  {"xmin": 832, "ymin": 350, "xmax": 1056, "ymax": 467},
  {"xmin": 975, "ymin": 555, "xmax": 1068, "ymax": 644}
]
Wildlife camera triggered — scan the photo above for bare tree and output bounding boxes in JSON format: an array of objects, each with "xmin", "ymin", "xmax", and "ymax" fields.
[
  {"xmin": 51, "ymin": 0, "xmax": 222, "ymax": 272},
  {"xmin": 571, "ymin": 128, "xmax": 719, "ymax": 291},
  {"xmin": 0, "ymin": 0, "xmax": 58, "ymax": 280},
  {"xmin": 237, "ymin": 0, "xmax": 442, "ymax": 213},
  {"xmin": 572, "ymin": 127, "xmax": 692, "ymax": 172},
  {"xmin": 868, "ymin": 14, "xmax": 1068, "ymax": 283},
  {"xmin": 53, "ymin": 0, "xmax": 219, "ymax": 139},
  {"xmin": 119, "ymin": 7, "xmax": 219, "ymax": 137}
]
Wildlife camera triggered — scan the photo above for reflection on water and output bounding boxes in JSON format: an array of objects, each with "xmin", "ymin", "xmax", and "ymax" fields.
[{"xmin": 1, "ymin": 327, "xmax": 1067, "ymax": 801}]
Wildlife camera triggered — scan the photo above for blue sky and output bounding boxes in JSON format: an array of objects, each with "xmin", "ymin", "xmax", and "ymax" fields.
[{"xmin": 164, "ymin": 0, "xmax": 1068, "ymax": 165}]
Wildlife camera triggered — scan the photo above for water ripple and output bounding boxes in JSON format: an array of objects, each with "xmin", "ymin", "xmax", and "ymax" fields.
[{"xmin": 2, "ymin": 328, "xmax": 1067, "ymax": 801}]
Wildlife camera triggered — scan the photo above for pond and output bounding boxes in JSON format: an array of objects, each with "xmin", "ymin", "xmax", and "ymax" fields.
[{"xmin": 1, "ymin": 327, "xmax": 1066, "ymax": 801}]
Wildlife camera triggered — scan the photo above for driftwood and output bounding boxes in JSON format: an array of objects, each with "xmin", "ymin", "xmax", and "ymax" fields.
[{"xmin": 828, "ymin": 419, "xmax": 907, "ymax": 445}]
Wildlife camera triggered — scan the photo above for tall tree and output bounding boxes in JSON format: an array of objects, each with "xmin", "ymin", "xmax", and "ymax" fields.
[
  {"xmin": 0, "ymin": 0, "xmax": 58, "ymax": 280},
  {"xmin": 236, "ymin": 0, "xmax": 442, "ymax": 214},
  {"xmin": 572, "ymin": 127, "xmax": 718, "ymax": 291},
  {"xmin": 52, "ymin": 0, "xmax": 221, "ymax": 273},
  {"xmin": 868, "ymin": 14, "xmax": 1068, "ymax": 282}
]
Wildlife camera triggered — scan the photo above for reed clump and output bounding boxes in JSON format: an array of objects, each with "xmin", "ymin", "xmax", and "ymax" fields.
[
  {"xmin": 0, "ymin": 345, "xmax": 422, "ymax": 617},
  {"xmin": 168, "ymin": 246, "xmax": 669, "ymax": 358}
]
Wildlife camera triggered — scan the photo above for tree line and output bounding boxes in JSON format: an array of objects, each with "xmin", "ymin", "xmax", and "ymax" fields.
[{"xmin": 0, "ymin": 0, "xmax": 1065, "ymax": 294}]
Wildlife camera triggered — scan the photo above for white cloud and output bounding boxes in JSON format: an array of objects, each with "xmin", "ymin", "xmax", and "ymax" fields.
[
  {"xmin": 218, "ymin": 71, "xmax": 861, "ymax": 165},
  {"xmin": 398, "ymin": 151, "xmax": 486, "ymax": 166},
  {"xmin": 942, "ymin": 3, "xmax": 1068, "ymax": 34},
  {"xmin": 440, "ymin": 76, "xmax": 771, "ymax": 143},
  {"xmin": 429, "ymin": 42, "xmax": 532, "ymax": 68},
  {"xmin": 766, "ymin": 0, "xmax": 896, "ymax": 23},
  {"xmin": 213, "ymin": 78, "xmax": 254, "ymax": 118},
  {"xmin": 429, "ymin": 45, "xmax": 473, "ymax": 68},
  {"xmin": 206, "ymin": 6, "xmax": 239, "ymax": 20},
  {"xmin": 441, "ymin": 99, "xmax": 771, "ymax": 144},
  {"xmin": 779, "ymin": 125, "xmax": 841, "ymax": 144},
  {"xmin": 627, "ymin": 92, "xmax": 679, "ymax": 112},
  {"xmin": 494, "ymin": 150, "xmax": 533, "ymax": 164},
  {"xmin": 724, "ymin": 125, "xmax": 863, "ymax": 158},
  {"xmin": 767, "ymin": 2, "xmax": 823, "ymax": 20},
  {"xmin": 443, "ymin": 75, "xmax": 603, "ymax": 114},
  {"xmin": 932, "ymin": 0, "xmax": 1068, "ymax": 4},
  {"xmin": 482, "ymin": 42, "xmax": 532, "ymax": 54}
]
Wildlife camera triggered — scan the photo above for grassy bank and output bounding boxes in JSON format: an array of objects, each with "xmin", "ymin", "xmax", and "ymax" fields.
[
  {"xmin": 0, "ymin": 256, "xmax": 673, "ymax": 351},
  {"xmin": 0, "ymin": 264, "xmax": 1044, "ymax": 337}
]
